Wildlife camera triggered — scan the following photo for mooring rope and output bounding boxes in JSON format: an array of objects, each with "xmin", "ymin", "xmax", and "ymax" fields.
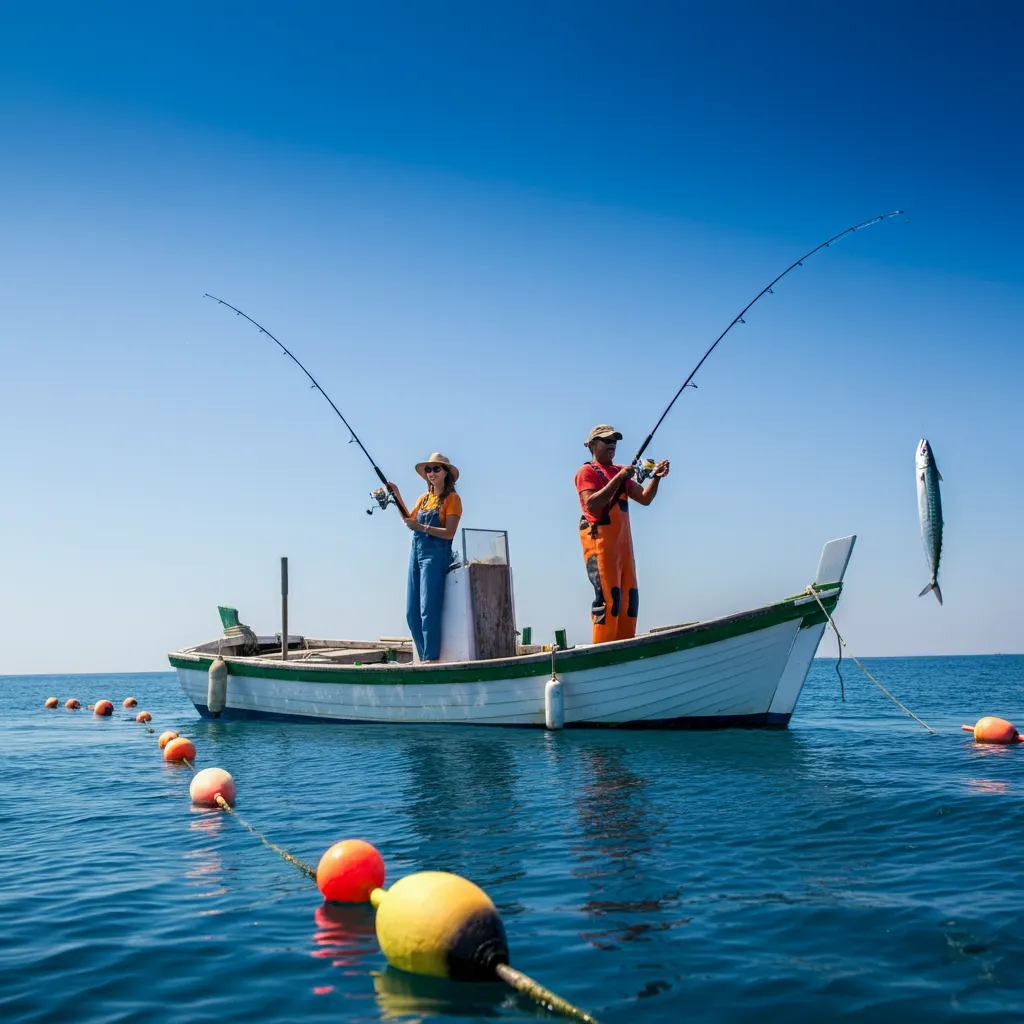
[
  {"xmin": 804, "ymin": 586, "xmax": 936, "ymax": 735},
  {"xmin": 495, "ymin": 964, "xmax": 600, "ymax": 1024},
  {"xmin": 181, "ymin": 758, "xmax": 317, "ymax": 878}
]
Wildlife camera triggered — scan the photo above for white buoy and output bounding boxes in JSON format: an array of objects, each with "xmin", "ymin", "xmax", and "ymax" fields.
[
  {"xmin": 207, "ymin": 658, "xmax": 228, "ymax": 717},
  {"xmin": 545, "ymin": 678, "xmax": 564, "ymax": 729},
  {"xmin": 545, "ymin": 646, "xmax": 564, "ymax": 730}
]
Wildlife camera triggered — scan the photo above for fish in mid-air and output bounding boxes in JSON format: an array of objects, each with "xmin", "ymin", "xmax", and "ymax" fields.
[{"xmin": 916, "ymin": 438, "xmax": 943, "ymax": 604}]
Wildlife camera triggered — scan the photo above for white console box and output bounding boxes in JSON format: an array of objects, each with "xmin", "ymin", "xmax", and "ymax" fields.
[{"xmin": 411, "ymin": 566, "xmax": 475, "ymax": 664}]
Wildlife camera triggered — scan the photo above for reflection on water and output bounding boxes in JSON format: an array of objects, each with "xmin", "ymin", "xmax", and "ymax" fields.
[
  {"xmin": 184, "ymin": 810, "xmax": 227, "ymax": 905},
  {"xmin": 371, "ymin": 967, "xmax": 509, "ymax": 1022},
  {"xmin": 399, "ymin": 735, "xmax": 527, "ymax": 900},
  {"xmin": 965, "ymin": 778, "xmax": 1010, "ymax": 794},
  {"xmin": 309, "ymin": 901, "xmax": 378, "ymax": 973},
  {"xmin": 569, "ymin": 743, "xmax": 689, "ymax": 954},
  {"xmin": 572, "ymin": 745, "xmax": 658, "ymax": 865}
]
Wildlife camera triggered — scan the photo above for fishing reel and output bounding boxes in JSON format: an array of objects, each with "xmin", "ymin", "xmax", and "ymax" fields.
[
  {"xmin": 633, "ymin": 458, "xmax": 660, "ymax": 484},
  {"xmin": 367, "ymin": 487, "xmax": 396, "ymax": 515}
]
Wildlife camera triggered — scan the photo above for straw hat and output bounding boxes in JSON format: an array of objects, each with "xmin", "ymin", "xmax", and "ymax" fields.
[{"xmin": 415, "ymin": 452, "xmax": 460, "ymax": 482}]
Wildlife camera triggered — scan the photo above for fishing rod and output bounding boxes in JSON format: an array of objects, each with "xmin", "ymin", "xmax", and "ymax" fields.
[
  {"xmin": 630, "ymin": 210, "xmax": 905, "ymax": 477},
  {"xmin": 203, "ymin": 294, "xmax": 410, "ymax": 518}
]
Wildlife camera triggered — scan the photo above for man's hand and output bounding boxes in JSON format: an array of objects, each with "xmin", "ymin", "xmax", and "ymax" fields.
[{"xmin": 653, "ymin": 459, "xmax": 670, "ymax": 479}]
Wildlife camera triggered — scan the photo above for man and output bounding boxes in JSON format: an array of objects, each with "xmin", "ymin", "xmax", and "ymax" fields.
[{"xmin": 575, "ymin": 425, "xmax": 670, "ymax": 645}]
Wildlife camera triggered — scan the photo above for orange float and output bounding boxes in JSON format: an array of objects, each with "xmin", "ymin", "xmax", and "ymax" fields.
[
  {"xmin": 962, "ymin": 717, "xmax": 1022, "ymax": 744},
  {"xmin": 94, "ymin": 700, "xmax": 114, "ymax": 716},
  {"xmin": 45, "ymin": 697, "xmax": 59, "ymax": 709},
  {"xmin": 158, "ymin": 730, "xmax": 179, "ymax": 749},
  {"xmin": 65, "ymin": 699, "xmax": 80, "ymax": 710},
  {"xmin": 189, "ymin": 767, "xmax": 236, "ymax": 807},
  {"xmin": 163, "ymin": 737, "xmax": 196, "ymax": 762},
  {"xmin": 135, "ymin": 710, "xmax": 152, "ymax": 723},
  {"xmin": 123, "ymin": 697, "xmax": 138, "ymax": 708},
  {"xmin": 316, "ymin": 839, "xmax": 386, "ymax": 903}
]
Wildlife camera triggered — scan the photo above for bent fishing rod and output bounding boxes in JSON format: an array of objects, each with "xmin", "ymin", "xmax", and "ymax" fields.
[
  {"xmin": 630, "ymin": 210, "xmax": 905, "ymax": 475},
  {"xmin": 203, "ymin": 294, "xmax": 410, "ymax": 518}
]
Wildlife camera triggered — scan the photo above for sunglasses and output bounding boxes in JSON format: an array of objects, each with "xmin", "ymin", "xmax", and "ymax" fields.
[
  {"xmin": 424, "ymin": 465, "xmax": 446, "ymax": 474},
  {"xmin": 594, "ymin": 437, "xmax": 618, "ymax": 445}
]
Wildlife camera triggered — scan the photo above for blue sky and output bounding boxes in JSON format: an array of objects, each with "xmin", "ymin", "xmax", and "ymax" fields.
[{"xmin": 1, "ymin": 2, "xmax": 1022, "ymax": 672}]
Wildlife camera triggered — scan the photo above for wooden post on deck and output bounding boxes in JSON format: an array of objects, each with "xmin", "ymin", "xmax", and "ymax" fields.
[{"xmin": 281, "ymin": 556, "xmax": 289, "ymax": 661}]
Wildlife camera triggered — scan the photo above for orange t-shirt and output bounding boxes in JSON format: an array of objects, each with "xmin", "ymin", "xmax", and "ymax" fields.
[{"xmin": 410, "ymin": 491, "xmax": 463, "ymax": 526}]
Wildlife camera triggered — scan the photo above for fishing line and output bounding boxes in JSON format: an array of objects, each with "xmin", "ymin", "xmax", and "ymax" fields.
[
  {"xmin": 629, "ymin": 210, "xmax": 905, "ymax": 469},
  {"xmin": 204, "ymin": 294, "xmax": 409, "ymax": 518}
]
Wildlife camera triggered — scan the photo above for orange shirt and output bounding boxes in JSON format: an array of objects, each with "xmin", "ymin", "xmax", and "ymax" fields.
[{"xmin": 410, "ymin": 491, "xmax": 463, "ymax": 525}]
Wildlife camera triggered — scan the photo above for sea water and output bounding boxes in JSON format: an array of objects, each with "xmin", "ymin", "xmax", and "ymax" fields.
[{"xmin": 2, "ymin": 656, "xmax": 1022, "ymax": 1022}]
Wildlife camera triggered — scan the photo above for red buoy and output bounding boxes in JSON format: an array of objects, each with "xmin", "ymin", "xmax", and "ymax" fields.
[
  {"xmin": 94, "ymin": 700, "xmax": 114, "ymax": 716},
  {"xmin": 316, "ymin": 839, "xmax": 386, "ymax": 903},
  {"xmin": 158, "ymin": 730, "xmax": 179, "ymax": 749},
  {"xmin": 163, "ymin": 737, "xmax": 196, "ymax": 762},
  {"xmin": 65, "ymin": 699, "xmax": 80, "ymax": 710},
  {"xmin": 123, "ymin": 697, "xmax": 138, "ymax": 709},
  {"xmin": 136, "ymin": 710, "xmax": 152, "ymax": 723},
  {"xmin": 190, "ymin": 767, "xmax": 236, "ymax": 807},
  {"xmin": 962, "ymin": 717, "xmax": 1022, "ymax": 744},
  {"xmin": 45, "ymin": 697, "xmax": 58, "ymax": 709}
]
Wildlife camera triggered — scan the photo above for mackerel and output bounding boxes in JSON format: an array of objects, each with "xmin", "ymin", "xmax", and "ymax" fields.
[{"xmin": 916, "ymin": 439, "xmax": 944, "ymax": 604}]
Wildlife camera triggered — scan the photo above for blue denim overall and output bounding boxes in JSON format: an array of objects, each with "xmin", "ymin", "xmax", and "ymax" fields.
[{"xmin": 405, "ymin": 500, "xmax": 451, "ymax": 661}]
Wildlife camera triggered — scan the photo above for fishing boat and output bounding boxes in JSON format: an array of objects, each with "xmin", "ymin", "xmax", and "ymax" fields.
[{"xmin": 168, "ymin": 534, "xmax": 855, "ymax": 730}]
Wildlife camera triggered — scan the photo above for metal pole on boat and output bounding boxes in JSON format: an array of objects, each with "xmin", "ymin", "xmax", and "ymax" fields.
[{"xmin": 281, "ymin": 556, "xmax": 289, "ymax": 661}]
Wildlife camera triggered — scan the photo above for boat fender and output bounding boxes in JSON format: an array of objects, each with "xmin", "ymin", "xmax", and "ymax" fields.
[
  {"xmin": 190, "ymin": 767, "xmax": 236, "ymax": 808},
  {"xmin": 961, "ymin": 717, "xmax": 1023, "ymax": 744},
  {"xmin": 371, "ymin": 871, "xmax": 508, "ymax": 980},
  {"xmin": 207, "ymin": 658, "xmax": 228, "ymax": 717},
  {"xmin": 316, "ymin": 839, "xmax": 386, "ymax": 903},
  {"xmin": 545, "ymin": 678, "xmax": 564, "ymax": 730}
]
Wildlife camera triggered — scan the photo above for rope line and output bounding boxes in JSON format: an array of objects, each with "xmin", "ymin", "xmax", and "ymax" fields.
[
  {"xmin": 495, "ymin": 964, "xmax": 600, "ymax": 1024},
  {"xmin": 179, "ymin": 758, "xmax": 318, "ymax": 878},
  {"xmin": 804, "ymin": 587, "xmax": 936, "ymax": 734}
]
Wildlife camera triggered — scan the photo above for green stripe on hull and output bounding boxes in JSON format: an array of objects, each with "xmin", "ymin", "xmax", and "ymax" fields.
[{"xmin": 168, "ymin": 589, "xmax": 839, "ymax": 687}]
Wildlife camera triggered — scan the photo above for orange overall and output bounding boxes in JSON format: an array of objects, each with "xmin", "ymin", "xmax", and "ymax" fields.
[{"xmin": 575, "ymin": 462, "xmax": 639, "ymax": 644}]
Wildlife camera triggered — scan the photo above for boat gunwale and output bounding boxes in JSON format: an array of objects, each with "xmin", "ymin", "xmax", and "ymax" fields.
[{"xmin": 168, "ymin": 585, "xmax": 841, "ymax": 686}]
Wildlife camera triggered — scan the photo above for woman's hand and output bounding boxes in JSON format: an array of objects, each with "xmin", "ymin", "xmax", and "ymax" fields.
[{"xmin": 403, "ymin": 517, "xmax": 421, "ymax": 532}]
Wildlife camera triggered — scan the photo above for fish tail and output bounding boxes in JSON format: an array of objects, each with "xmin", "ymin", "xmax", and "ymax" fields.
[{"xmin": 918, "ymin": 581, "xmax": 943, "ymax": 605}]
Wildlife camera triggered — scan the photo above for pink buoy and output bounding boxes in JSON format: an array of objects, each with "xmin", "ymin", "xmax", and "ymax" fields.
[
  {"xmin": 962, "ymin": 717, "xmax": 1022, "ymax": 745},
  {"xmin": 190, "ymin": 767, "xmax": 236, "ymax": 807}
]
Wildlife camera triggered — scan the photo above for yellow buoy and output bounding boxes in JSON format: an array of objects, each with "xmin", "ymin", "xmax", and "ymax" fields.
[{"xmin": 372, "ymin": 872, "xmax": 508, "ymax": 981}]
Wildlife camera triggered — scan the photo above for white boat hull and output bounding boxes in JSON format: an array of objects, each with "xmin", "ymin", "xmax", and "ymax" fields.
[{"xmin": 169, "ymin": 536, "xmax": 854, "ymax": 730}]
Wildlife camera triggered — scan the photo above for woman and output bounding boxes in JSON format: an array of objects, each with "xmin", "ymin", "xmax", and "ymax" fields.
[{"xmin": 387, "ymin": 453, "xmax": 462, "ymax": 662}]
